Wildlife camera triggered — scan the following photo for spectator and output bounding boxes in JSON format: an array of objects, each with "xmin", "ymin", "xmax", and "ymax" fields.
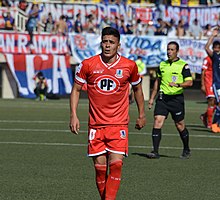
[
  {"xmin": 145, "ymin": 21, "xmax": 156, "ymax": 36},
  {"xmin": 44, "ymin": 12, "xmax": 55, "ymax": 33},
  {"xmin": 33, "ymin": 71, "xmax": 48, "ymax": 101},
  {"xmin": 154, "ymin": 18, "xmax": 167, "ymax": 36},
  {"xmin": 66, "ymin": 15, "xmax": 73, "ymax": 33},
  {"xmin": 188, "ymin": 18, "xmax": 203, "ymax": 40},
  {"xmin": 110, "ymin": 16, "xmax": 120, "ymax": 30},
  {"xmin": 167, "ymin": 19, "xmax": 177, "ymax": 38},
  {"xmin": 74, "ymin": 13, "xmax": 83, "ymax": 33},
  {"xmin": 18, "ymin": 0, "xmax": 28, "ymax": 12},
  {"xmin": 176, "ymin": 19, "xmax": 186, "ymax": 38},
  {"xmin": 1, "ymin": 0, "xmax": 11, "ymax": 7},
  {"xmin": 2, "ymin": 11, "xmax": 15, "ymax": 30},
  {"xmin": 26, "ymin": 3, "xmax": 41, "ymax": 47},
  {"xmin": 135, "ymin": 18, "xmax": 143, "ymax": 35},
  {"xmin": 55, "ymin": 15, "xmax": 68, "ymax": 36},
  {"xmin": 99, "ymin": 16, "xmax": 110, "ymax": 33},
  {"xmin": 86, "ymin": 14, "xmax": 96, "ymax": 33},
  {"xmin": 203, "ymin": 24, "xmax": 212, "ymax": 37}
]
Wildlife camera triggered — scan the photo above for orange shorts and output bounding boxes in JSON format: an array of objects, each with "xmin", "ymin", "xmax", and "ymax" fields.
[{"xmin": 87, "ymin": 126, "xmax": 128, "ymax": 157}]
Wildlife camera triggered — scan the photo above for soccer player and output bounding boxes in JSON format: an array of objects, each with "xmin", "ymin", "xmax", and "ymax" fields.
[
  {"xmin": 69, "ymin": 27, "xmax": 146, "ymax": 199},
  {"xmin": 147, "ymin": 41, "xmax": 193, "ymax": 159},
  {"xmin": 200, "ymin": 42, "xmax": 220, "ymax": 129},
  {"xmin": 205, "ymin": 29, "xmax": 220, "ymax": 133}
]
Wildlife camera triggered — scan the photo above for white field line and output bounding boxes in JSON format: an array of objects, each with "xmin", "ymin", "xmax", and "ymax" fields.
[
  {"xmin": 0, "ymin": 128, "xmax": 219, "ymax": 139},
  {"xmin": 0, "ymin": 119, "xmax": 210, "ymax": 126},
  {"xmin": 0, "ymin": 141, "xmax": 219, "ymax": 151}
]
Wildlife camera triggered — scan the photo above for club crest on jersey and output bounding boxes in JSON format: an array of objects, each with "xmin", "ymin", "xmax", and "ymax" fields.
[
  {"xmin": 115, "ymin": 69, "xmax": 123, "ymax": 78},
  {"xmin": 120, "ymin": 130, "xmax": 126, "ymax": 139},
  {"xmin": 172, "ymin": 76, "xmax": 177, "ymax": 82},
  {"xmin": 94, "ymin": 75, "xmax": 120, "ymax": 95}
]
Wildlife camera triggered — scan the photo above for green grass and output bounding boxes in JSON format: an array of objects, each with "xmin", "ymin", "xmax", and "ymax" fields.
[{"xmin": 0, "ymin": 98, "xmax": 219, "ymax": 200}]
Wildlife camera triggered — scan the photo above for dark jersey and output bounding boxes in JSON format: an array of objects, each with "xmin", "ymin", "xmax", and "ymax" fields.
[{"xmin": 212, "ymin": 52, "xmax": 220, "ymax": 87}]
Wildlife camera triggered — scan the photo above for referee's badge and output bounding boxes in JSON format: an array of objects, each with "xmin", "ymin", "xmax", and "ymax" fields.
[
  {"xmin": 115, "ymin": 69, "xmax": 123, "ymax": 78},
  {"xmin": 120, "ymin": 130, "xmax": 126, "ymax": 139},
  {"xmin": 172, "ymin": 76, "xmax": 177, "ymax": 82}
]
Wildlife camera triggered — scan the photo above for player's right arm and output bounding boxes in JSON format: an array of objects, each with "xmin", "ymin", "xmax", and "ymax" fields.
[
  {"xmin": 69, "ymin": 83, "xmax": 82, "ymax": 135},
  {"xmin": 205, "ymin": 29, "xmax": 218, "ymax": 57}
]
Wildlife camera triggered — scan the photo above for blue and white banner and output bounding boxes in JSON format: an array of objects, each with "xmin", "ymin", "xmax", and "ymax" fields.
[{"xmin": 69, "ymin": 33, "xmax": 207, "ymax": 74}]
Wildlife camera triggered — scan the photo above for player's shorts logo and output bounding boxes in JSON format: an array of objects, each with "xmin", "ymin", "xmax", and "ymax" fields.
[
  {"xmin": 120, "ymin": 130, "xmax": 126, "ymax": 139},
  {"xmin": 94, "ymin": 75, "xmax": 120, "ymax": 95}
]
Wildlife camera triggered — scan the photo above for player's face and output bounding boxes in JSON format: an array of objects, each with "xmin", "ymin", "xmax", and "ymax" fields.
[
  {"xmin": 167, "ymin": 44, "xmax": 178, "ymax": 61},
  {"xmin": 101, "ymin": 35, "xmax": 120, "ymax": 62},
  {"xmin": 213, "ymin": 45, "xmax": 220, "ymax": 53}
]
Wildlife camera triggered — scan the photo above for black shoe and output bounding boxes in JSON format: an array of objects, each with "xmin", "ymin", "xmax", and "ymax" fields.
[
  {"xmin": 180, "ymin": 150, "xmax": 191, "ymax": 159},
  {"xmin": 146, "ymin": 151, "xmax": 160, "ymax": 159}
]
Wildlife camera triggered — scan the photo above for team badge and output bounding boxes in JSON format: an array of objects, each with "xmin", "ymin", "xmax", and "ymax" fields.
[
  {"xmin": 172, "ymin": 76, "xmax": 177, "ymax": 82},
  {"xmin": 120, "ymin": 130, "xmax": 126, "ymax": 139},
  {"xmin": 115, "ymin": 69, "xmax": 123, "ymax": 78}
]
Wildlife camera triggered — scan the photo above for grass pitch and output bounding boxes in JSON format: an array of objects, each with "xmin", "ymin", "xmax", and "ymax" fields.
[{"xmin": 0, "ymin": 98, "xmax": 219, "ymax": 200}]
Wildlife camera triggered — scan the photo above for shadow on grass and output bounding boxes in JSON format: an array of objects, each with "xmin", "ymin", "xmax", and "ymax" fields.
[{"xmin": 131, "ymin": 152, "xmax": 178, "ymax": 159}]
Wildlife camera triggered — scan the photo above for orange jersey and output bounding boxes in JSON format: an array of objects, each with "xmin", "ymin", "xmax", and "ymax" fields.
[{"xmin": 75, "ymin": 54, "xmax": 141, "ymax": 128}]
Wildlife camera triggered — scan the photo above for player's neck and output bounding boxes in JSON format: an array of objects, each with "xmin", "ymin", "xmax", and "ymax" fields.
[{"xmin": 101, "ymin": 54, "xmax": 119, "ymax": 64}]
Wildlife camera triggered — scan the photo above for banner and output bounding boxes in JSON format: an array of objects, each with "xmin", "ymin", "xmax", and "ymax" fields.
[
  {"xmin": 69, "ymin": 33, "xmax": 207, "ymax": 74},
  {"xmin": 1, "ymin": 3, "xmax": 219, "ymax": 29},
  {"xmin": 0, "ymin": 33, "xmax": 69, "ymax": 54},
  {"xmin": 5, "ymin": 54, "xmax": 73, "ymax": 98}
]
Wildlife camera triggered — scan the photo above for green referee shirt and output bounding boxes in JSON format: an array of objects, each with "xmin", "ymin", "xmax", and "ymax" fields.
[{"xmin": 157, "ymin": 58, "xmax": 193, "ymax": 95}]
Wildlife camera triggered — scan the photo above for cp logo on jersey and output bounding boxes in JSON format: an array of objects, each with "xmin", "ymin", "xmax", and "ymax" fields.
[{"xmin": 94, "ymin": 75, "xmax": 120, "ymax": 95}]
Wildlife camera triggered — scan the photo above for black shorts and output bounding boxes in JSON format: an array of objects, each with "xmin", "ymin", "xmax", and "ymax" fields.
[{"xmin": 154, "ymin": 93, "xmax": 185, "ymax": 123}]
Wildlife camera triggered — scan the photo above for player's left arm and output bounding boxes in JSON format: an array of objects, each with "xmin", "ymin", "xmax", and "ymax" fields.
[{"xmin": 132, "ymin": 83, "xmax": 146, "ymax": 130}]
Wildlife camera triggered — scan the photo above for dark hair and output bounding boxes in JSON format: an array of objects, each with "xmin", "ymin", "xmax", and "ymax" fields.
[
  {"xmin": 101, "ymin": 27, "xmax": 120, "ymax": 42},
  {"xmin": 213, "ymin": 41, "xmax": 220, "ymax": 48},
  {"xmin": 167, "ymin": 41, "xmax": 179, "ymax": 51}
]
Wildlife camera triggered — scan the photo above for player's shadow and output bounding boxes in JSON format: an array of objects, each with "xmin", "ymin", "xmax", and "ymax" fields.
[
  {"xmin": 187, "ymin": 124, "xmax": 213, "ymax": 133},
  {"xmin": 132, "ymin": 152, "xmax": 178, "ymax": 159}
]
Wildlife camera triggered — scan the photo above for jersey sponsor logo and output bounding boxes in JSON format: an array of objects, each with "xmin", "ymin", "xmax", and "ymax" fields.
[
  {"xmin": 93, "ymin": 69, "xmax": 104, "ymax": 74},
  {"xmin": 115, "ymin": 69, "xmax": 123, "ymax": 78},
  {"xmin": 120, "ymin": 130, "xmax": 126, "ymax": 139},
  {"xmin": 94, "ymin": 75, "xmax": 120, "ymax": 95}
]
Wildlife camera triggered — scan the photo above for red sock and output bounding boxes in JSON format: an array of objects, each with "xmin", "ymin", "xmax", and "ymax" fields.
[
  {"xmin": 207, "ymin": 106, "xmax": 215, "ymax": 126},
  {"xmin": 94, "ymin": 164, "xmax": 107, "ymax": 199},
  {"xmin": 105, "ymin": 160, "xmax": 123, "ymax": 200}
]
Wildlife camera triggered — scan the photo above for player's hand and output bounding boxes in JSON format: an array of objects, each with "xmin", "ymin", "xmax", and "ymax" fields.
[
  {"xmin": 69, "ymin": 115, "xmax": 80, "ymax": 135},
  {"xmin": 135, "ymin": 116, "xmax": 146, "ymax": 130},
  {"xmin": 201, "ymin": 85, "xmax": 206, "ymax": 94},
  {"xmin": 212, "ymin": 28, "xmax": 219, "ymax": 37},
  {"xmin": 148, "ymin": 99, "xmax": 154, "ymax": 110}
]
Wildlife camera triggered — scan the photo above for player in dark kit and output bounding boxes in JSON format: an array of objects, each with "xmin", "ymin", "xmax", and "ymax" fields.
[
  {"xmin": 147, "ymin": 41, "xmax": 193, "ymax": 159},
  {"xmin": 205, "ymin": 29, "xmax": 220, "ymax": 133}
]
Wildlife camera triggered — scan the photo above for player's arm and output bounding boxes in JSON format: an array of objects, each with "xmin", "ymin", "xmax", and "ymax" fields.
[
  {"xmin": 201, "ymin": 69, "xmax": 206, "ymax": 94},
  {"xmin": 69, "ymin": 82, "xmax": 82, "ymax": 135},
  {"xmin": 132, "ymin": 83, "xmax": 146, "ymax": 130},
  {"xmin": 205, "ymin": 29, "xmax": 218, "ymax": 57},
  {"xmin": 148, "ymin": 78, "xmax": 160, "ymax": 110}
]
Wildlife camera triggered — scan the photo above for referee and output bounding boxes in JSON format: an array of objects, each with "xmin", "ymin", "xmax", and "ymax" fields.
[{"xmin": 147, "ymin": 41, "xmax": 193, "ymax": 159}]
